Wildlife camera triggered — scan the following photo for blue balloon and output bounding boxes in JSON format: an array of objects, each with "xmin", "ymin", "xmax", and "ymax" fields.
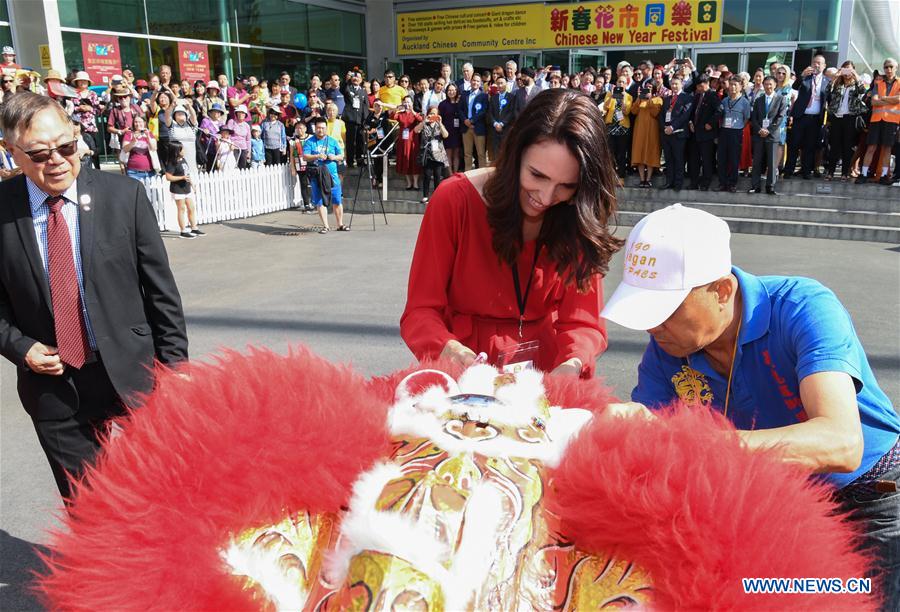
[{"xmin": 293, "ymin": 92, "xmax": 307, "ymax": 110}]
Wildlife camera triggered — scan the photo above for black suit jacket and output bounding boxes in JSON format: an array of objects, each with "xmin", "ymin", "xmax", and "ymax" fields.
[
  {"xmin": 659, "ymin": 92, "xmax": 693, "ymax": 138},
  {"xmin": 513, "ymin": 85, "xmax": 541, "ymax": 120},
  {"xmin": 458, "ymin": 89, "xmax": 489, "ymax": 135},
  {"xmin": 489, "ymin": 91, "xmax": 516, "ymax": 130},
  {"xmin": 690, "ymin": 90, "xmax": 721, "ymax": 142},
  {"xmin": 791, "ymin": 74, "xmax": 830, "ymax": 120},
  {"xmin": 750, "ymin": 93, "xmax": 788, "ymax": 143},
  {"xmin": 0, "ymin": 168, "xmax": 188, "ymax": 419}
]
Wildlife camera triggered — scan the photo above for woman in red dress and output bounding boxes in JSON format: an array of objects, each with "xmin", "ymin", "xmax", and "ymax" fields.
[
  {"xmin": 401, "ymin": 89, "xmax": 623, "ymax": 378},
  {"xmin": 394, "ymin": 95, "xmax": 422, "ymax": 191}
]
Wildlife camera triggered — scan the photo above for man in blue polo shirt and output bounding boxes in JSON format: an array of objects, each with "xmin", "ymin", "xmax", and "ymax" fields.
[
  {"xmin": 302, "ymin": 116, "xmax": 346, "ymax": 234},
  {"xmin": 602, "ymin": 204, "xmax": 899, "ymax": 610}
]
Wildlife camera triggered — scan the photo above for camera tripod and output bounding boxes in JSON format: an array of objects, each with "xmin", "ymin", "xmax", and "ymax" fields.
[{"xmin": 349, "ymin": 123, "xmax": 397, "ymax": 230}]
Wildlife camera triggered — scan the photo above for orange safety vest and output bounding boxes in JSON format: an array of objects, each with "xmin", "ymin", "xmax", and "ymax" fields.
[{"xmin": 871, "ymin": 78, "xmax": 900, "ymax": 124}]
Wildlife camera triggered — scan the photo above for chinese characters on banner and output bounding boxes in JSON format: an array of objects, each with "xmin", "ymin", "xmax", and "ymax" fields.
[
  {"xmin": 177, "ymin": 42, "xmax": 210, "ymax": 83},
  {"xmin": 80, "ymin": 33, "xmax": 122, "ymax": 84},
  {"xmin": 396, "ymin": 1, "xmax": 721, "ymax": 55}
]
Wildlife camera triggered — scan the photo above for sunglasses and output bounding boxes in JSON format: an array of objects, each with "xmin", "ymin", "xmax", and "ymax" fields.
[{"xmin": 20, "ymin": 140, "xmax": 79, "ymax": 162}]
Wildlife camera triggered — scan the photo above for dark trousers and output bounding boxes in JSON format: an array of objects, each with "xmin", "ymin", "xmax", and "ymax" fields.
[
  {"xmin": 234, "ymin": 149, "xmax": 250, "ymax": 169},
  {"xmin": 293, "ymin": 171, "xmax": 311, "ymax": 207},
  {"xmin": 422, "ymin": 159, "xmax": 444, "ymax": 198},
  {"xmin": 835, "ymin": 460, "xmax": 900, "ymax": 612},
  {"xmin": 29, "ymin": 356, "xmax": 123, "ymax": 500},
  {"xmin": 157, "ymin": 138, "xmax": 170, "ymax": 170},
  {"xmin": 491, "ymin": 129, "xmax": 506, "ymax": 160},
  {"xmin": 81, "ymin": 132, "xmax": 101, "ymax": 169},
  {"xmin": 264, "ymin": 148, "xmax": 283, "ymax": 166},
  {"xmin": 610, "ymin": 133, "xmax": 630, "ymax": 178},
  {"xmin": 785, "ymin": 114, "xmax": 822, "ymax": 176},
  {"xmin": 662, "ymin": 135, "xmax": 687, "ymax": 188},
  {"xmin": 827, "ymin": 116, "xmax": 857, "ymax": 177},
  {"xmin": 346, "ymin": 122, "xmax": 365, "ymax": 168},
  {"xmin": 688, "ymin": 138, "xmax": 716, "ymax": 188},
  {"xmin": 717, "ymin": 128, "xmax": 743, "ymax": 187},
  {"xmin": 751, "ymin": 137, "xmax": 779, "ymax": 189}
]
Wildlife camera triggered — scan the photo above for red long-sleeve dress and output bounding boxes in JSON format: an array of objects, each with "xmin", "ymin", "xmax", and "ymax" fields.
[{"xmin": 400, "ymin": 173, "xmax": 608, "ymax": 377}]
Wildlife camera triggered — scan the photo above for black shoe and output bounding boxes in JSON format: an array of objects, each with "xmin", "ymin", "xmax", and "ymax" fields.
[
  {"xmin": 855, "ymin": 176, "xmax": 868, "ymax": 185},
  {"xmin": 672, "ymin": 185, "xmax": 682, "ymax": 192},
  {"xmin": 180, "ymin": 231, "xmax": 196, "ymax": 239},
  {"xmin": 748, "ymin": 187, "xmax": 762, "ymax": 194},
  {"xmin": 801, "ymin": 174, "xmax": 811, "ymax": 180},
  {"xmin": 728, "ymin": 186, "xmax": 737, "ymax": 193},
  {"xmin": 813, "ymin": 171, "xmax": 822, "ymax": 178},
  {"xmin": 191, "ymin": 228, "xmax": 205, "ymax": 236},
  {"xmin": 660, "ymin": 183, "xmax": 673, "ymax": 190},
  {"xmin": 766, "ymin": 187, "xmax": 777, "ymax": 195},
  {"xmin": 714, "ymin": 185, "xmax": 728, "ymax": 192},
  {"xmin": 686, "ymin": 184, "xmax": 699, "ymax": 190},
  {"xmin": 878, "ymin": 176, "xmax": 893, "ymax": 186}
]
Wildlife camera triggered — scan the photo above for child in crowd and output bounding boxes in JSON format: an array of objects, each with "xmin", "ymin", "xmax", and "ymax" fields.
[
  {"xmin": 289, "ymin": 121, "xmax": 312, "ymax": 211},
  {"xmin": 250, "ymin": 125, "xmax": 265, "ymax": 168},
  {"xmin": 215, "ymin": 126, "xmax": 238, "ymax": 171},
  {"xmin": 164, "ymin": 141, "xmax": 203, "ymax": 239}
]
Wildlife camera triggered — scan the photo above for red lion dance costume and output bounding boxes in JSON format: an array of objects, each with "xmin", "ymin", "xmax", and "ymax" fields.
[{"xmin": 36, "ymin": 348, "xmax": 876, "ymax": 610}]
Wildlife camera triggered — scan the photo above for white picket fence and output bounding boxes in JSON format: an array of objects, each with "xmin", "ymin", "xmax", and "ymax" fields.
[{"xmin": 144, "ymin": 164, "xmax": 300, "ymax": 232}]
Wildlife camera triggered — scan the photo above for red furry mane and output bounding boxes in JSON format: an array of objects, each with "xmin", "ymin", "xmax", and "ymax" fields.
[{"xmin": 34, "ymin": 348, "xmax": 875, "ymax": 609}]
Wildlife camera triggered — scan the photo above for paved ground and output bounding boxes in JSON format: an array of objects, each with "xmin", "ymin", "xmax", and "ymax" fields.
[{"xmin": 2, "ymin": 207, "xmax": 898, "ymax": 610}]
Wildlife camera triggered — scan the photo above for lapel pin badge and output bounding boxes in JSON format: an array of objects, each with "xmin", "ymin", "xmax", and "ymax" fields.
[{"xmin": 80, "ymin": 193, "xmax": 92, "ymax": 211}]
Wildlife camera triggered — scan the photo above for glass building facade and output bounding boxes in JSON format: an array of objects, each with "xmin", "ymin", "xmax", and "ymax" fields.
[
  {"xmin": 0, "ymin": 1, "xmax": 11, "ymax": 50},
  {"xmin": 54, "ymin": 0, "xmax": 366, "ymax": 84}
]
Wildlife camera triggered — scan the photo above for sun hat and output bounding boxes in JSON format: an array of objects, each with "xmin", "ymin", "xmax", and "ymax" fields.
[
  {"xmin": 600, "ymin": 204, "xmax": 732, "ymax": 330},
  {"xmin": 235, "ymin": 104, "xmax": 248, "ymax": 114},
  {"xmin": 172, "ymin": 104, "xmax": 188, "ymax": 115},
  {"xmin": 206, "ymin": 80, "xmax": 220, "ymax": 89},
  {"xmin": 73, "ymin": 70, "xmax": 92, "ymax": 84},
  {"xmin": 45, "ymin": 69, "xmax": 64, "ymax": 82},
  {"xmin": 209, "ymin": 103, "xmax": 225, "ymax": 114}
]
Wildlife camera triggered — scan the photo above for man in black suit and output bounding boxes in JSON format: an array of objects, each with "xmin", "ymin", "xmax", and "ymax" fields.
[
  {"xmin": 488, "ymin": 75, "xmax": 516, "ymax": 159},
  {"xmin": 658, "ymin": 75, "xmax": 693, "ymax": 190},
  {"xmin": 749, "ymin": 76, "xmax": 788, "ymax": 195},
  {"xmin": 687, "ymin": 75, "xmax": 720, "ymax": 190},
  {"xmin": 784, "ymin": 54, "xmax": 829, "ymax": 179},
  {"xmin": 340, "ymin": 70, "xmax": 369, "ymax": 169},
  {"xmin": 0, "ymin": 92, "xmax": 188, "ymax": 501},
  {"xmin": 513, "ymin": 67, "xmax": 541, "ymax": 120}
]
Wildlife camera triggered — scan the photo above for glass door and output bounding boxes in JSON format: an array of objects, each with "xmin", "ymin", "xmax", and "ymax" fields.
[
  {"xmin": 571, "ymin": 50, "xmax": 606, "ymax": 73},
  {"xmin": 693, "ymin": 47, "xmax": 742, "ymax": 74},
  {"xmin": 521, "ymin": 51, "xmax": 543, "ymax": 69}
]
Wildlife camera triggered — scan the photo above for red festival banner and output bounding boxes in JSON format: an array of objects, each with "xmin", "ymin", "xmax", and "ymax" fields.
[
  {"xmin": 177, "ymin": 42, "xmax": 210, "ymax": 83},
  {"xmin": 80, "ymin": 33, "xmax": 122, "ymax": 85}
]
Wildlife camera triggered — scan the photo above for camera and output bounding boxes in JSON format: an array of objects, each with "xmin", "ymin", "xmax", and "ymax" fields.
[
  {"xmin": 641, "ymin": 85, "xmax": 652, "ymax": 98},
  {"xmin": 613, "ymin": 86, "xmax": 624, "ymax": 95},
  {"xmin": 675, "ymin": 58, "xmax": 687, "ymax": 65}
]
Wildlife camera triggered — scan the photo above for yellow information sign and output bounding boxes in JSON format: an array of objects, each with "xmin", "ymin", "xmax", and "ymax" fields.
[
  {"xmin": 39, "ymin": 44, "xmax": 52, "ymax": 70},
  {"xmin": 397, "ymin": 1, "xmax": 721, "ymax": 56}
]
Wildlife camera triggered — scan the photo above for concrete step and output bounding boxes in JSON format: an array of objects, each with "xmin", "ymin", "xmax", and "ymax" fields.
[
  {"xmin": 614, "ymin": 210, "xmax": 899, "ymax": 244},
  {"xmin": 617, "ymin": 199, "xmax": 900, "ymax": 228},
  {"xmin": 618, "ymin": 185, "xmax": 897, "ymax": 213}
]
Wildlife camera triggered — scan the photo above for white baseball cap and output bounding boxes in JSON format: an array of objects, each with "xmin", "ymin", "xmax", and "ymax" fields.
[{"xmin": 601, "ymin": 204, "xmax": 732, "ymax": 330}]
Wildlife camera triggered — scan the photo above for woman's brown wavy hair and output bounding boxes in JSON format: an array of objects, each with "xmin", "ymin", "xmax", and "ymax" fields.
[{"xmin": 483, "ymin": 88, "xmax": 623, "ymax": 292}]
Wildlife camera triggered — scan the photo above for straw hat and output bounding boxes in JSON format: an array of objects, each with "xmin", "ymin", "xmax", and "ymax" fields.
[{"xmin": 73, "ymin": 70, "xmax": 92, "ymax": 84}]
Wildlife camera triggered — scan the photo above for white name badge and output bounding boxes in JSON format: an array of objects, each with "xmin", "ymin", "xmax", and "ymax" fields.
[
  {"xmin": 665, "ymin": 111, "xmax": 672, "ymax": 123},
  {"xmin": 453, "ymin": 118, "xmax": 460, "ymax": 128},
  {"xmin": 352, "ymin": 97, "xmax": 360, "ymax": 109},
  {"xmin": 724, "ymin": 117, "xmax": 734, "ymax": 128},
  {"xmin": 614, "ymin": 109, "xmax": 624, "ymax": 122},
  {"xmin": 402, "ymin": 129, "xmax": 410, "ymax": 140},
  {"xmin": 376, "ymin": 127, "xmax": 385, "ymax": 139},
  {"xmin": 762, "ymin": 118, "xmax": 771, "ymax": 129}
]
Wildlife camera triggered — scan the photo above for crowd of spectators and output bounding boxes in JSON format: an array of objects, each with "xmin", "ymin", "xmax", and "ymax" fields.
[{"xmin": 2, "ymin": 46, "xmax": 899, "ymax": 222}]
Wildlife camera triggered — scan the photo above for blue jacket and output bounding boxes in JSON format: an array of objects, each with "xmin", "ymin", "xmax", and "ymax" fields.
[{"xmin": 458, "ymin": 89, "xmax": 489, "ymax": 136}]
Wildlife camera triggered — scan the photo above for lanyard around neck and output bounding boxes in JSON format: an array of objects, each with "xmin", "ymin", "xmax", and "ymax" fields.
[{"xmin": 511, "ymin": 243, "xmax": 541, "ymax": 338}]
